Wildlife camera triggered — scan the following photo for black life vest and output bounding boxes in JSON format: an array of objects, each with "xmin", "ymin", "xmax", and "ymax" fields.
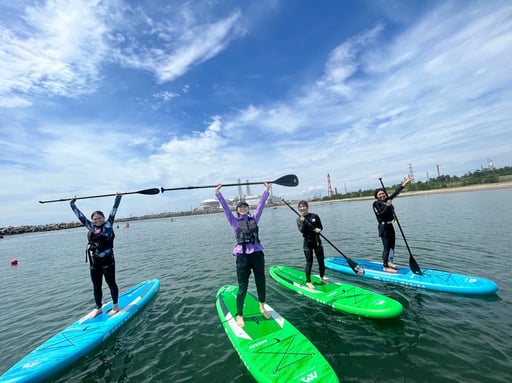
[
  {"xmin": 236, "ymin": 217, "xmax": 260, "ymax": 245},
  {"xmin": 87, "ymin": 225, "xmax": 115, "ymax": 256}
]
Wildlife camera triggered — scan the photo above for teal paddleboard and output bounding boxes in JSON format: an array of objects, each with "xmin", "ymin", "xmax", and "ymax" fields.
[
  {"xmin": 325, "ymin": 257, "xmax": 499, "ymax": 295},
  {"xmin": 216, "ymin": 285, "xmax": 339, "ymax": 383},
  {"xmin": 0, "ymin": 279, "xmax": 160, "ymax": 383},
  {"xmin": 270, "ymin": 265, "xmax": 403, "ymax": 319}
]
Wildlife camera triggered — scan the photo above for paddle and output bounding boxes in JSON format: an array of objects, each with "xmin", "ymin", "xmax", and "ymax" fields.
[
  {"xmin": 282, "ymin": 199, "xmax": 365, "ymax": 276},
  {"xmin": 160, "ymin": 174, "xmax": 299, "ymax": 193},
  {"xmin": 378, "ymin": 178, "xmax": 423, "ymax": 275},
  {"xmin": 39, "ymin": 188, "xmax": 161, "ymax": 204}
]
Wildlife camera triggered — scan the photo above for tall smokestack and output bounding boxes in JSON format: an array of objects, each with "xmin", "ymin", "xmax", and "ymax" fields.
[{"xmin": 327, "ymin": 174, "xmax": 333, "ymax": 197}]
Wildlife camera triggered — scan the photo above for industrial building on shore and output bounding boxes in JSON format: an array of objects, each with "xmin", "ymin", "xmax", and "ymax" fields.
[{"xmin": 198, "ymin": 179, "xmax": 281, "ymax": 212}]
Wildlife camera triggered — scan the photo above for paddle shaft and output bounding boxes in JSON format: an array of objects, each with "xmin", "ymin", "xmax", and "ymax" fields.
[
  {"xmin": 378, "ymin": 178, "xmax": 422, "ymax": 275},
  {"xmin": 282, "ymin": 199, "xmax": 364, "ymax": 275},
  {"xmin": 39, "ymin": 188, "xmax": 160, "ymax": 204},
  {"xmin": 161, "ymin": 174, "xmax": 298, "ymax": 192}
]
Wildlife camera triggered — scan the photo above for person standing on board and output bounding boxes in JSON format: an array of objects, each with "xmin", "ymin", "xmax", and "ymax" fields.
[
  {"xmin": 296, "ymin": 200, "xmax": 328, "ymax": 289},
  {"xmin": 70, "ymin": 193, "xmax": 122, "ymax": 318},
  {"xmin": 215, "ymin": 182, "xmax": 272, "ymax": 328},
  {"xmin": 372, "ymin": 176, "xmax": 413, "ymax": 272}
]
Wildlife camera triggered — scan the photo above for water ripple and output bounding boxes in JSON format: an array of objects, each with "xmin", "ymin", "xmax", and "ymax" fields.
[{"xmin": 1, "ymin": 189, "xmax": 511, "ymax": 382}]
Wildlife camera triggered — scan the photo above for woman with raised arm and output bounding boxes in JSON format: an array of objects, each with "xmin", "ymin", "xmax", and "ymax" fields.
[
  {"xmin": 215, "ymin": 182, "xmax": 272, "ymax": 328},
  {"xmin": 70, "ymin": 193, "xmax": 122, "ymax": 318},
  {"xmin": 372, "ymin": 176, "xmax": 413, "ymax": 272}
]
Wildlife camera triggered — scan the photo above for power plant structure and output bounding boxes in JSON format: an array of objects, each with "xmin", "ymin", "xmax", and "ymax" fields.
[
  {"xmin": 199, "ymin": 178, "xmax": 281, "ymax": 212},
  {"xmin": 408, "ymin": 163, "xmax": 415, "ymax": 181},
  {"xmin": 327, "ymin": 174, "xmax": 333, "ymax": 197}
]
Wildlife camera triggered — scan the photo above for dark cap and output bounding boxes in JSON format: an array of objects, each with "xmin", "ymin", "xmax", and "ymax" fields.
[{"xmin": 236, "ymin": 201, "xmax": 249, "ymax": 209}]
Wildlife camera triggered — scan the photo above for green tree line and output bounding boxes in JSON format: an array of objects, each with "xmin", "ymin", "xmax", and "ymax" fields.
[{"xmin": 320, "ymin": 165, "xmax": 512, "ymax": 201}]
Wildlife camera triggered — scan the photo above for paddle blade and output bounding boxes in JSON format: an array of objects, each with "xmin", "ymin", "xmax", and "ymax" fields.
[
  {"xmin": 409, "ymin": 256, "xmax": 423, "ymax": 275},
  {"xmin": 348, "ymin": 259, "xmax": 365, "ymax": 276},
  {"xmin": 134, "ymin": 188, "xmax": 161, "ymax": 195},
  {"xmin": 272, "ymin": 174, "xmax": 299, "ymax": 187}
]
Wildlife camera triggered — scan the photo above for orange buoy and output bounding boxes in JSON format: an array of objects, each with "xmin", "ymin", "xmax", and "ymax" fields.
[{"xmin": 11, "ymin": 259, "xmax": 18, "ymax": 266}]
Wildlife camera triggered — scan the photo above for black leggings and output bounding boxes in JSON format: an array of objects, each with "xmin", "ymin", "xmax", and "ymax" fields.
[
  {"xmin": 90, "ymin": 255, "xmax": 119, "ymax": 309},
  {"xmin": 235, "ymin": 251, "xmax": 266, "ymax": 317},
  {"xmin": 380, "ymin": 224, "xmax": 396, "ymax": 267},
  {"xmin": 303, "ymin": 243, "xmax": 325, "ymax": 282}
]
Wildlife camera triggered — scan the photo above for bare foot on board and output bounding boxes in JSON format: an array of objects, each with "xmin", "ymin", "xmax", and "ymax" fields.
[
  {"xmin": 109, "ymin": 304, "xmax": 119, "ymax": 316},
  {"xmin": 388, "ymin": 262, "xmax": 399, "ymax": 269},
  {"xmin": 306, "ymin": 282, "xmax": 315, "ymax": 289},
  {"xmin": 236, "ymin": 315, "xmax": 245, "ymax": 327},
  {"xmin": 260, "ymin": 307, "xmax": 271, "ymax": 319},
  {"xmin": 321, "ymin": 278, "xmax": 329, "ymax": 284},
  {"xmin": 89, "ymin": 308, "xmax": 102, "ymax": 319},
  {"xmin": 383, "ymin": 267, "xmax": 398, "ymax": 273}
]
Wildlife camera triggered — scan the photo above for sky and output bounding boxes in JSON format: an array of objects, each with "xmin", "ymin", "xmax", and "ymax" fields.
[{"xmin": 1, "ymin": 0, "xmax": 511, "ymax": 227}]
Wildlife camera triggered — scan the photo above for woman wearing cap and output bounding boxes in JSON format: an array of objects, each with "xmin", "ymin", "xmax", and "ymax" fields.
[
  {"xmin": 372, "ymin": 176, "xmax": 413, "ymax": 272},
  {"xmin": 70, "ymin": 193, "xmax": 122, "ymax": 318},
  {"xmin": 215, "ymin": 182, "xmax": 272, "ymax": 328}
]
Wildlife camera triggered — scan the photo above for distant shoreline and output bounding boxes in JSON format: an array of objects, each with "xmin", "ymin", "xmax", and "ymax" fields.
[
  {"xmin": 308, "ymin": 181, "xmax": 512, "ymax": 204},
  {"xmin": 1, "ymin": 181, "xmax": 511, "ymax": 236},
  {"xmin": 404, "ymin": 180, "xmax": 512, "ymax": 196}
]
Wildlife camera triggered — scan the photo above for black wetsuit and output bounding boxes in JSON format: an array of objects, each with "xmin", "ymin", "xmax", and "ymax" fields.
[
  {"xmin": 297, "ymin": 213, "xmax": 325, "ymax": 283},
  {"xmin": 71, "ymin": 196, "xmax": 121, "ymax": 310},
  {"xmin": 372, "ymin": 185, "xmax": 404, "ymax": 267}
]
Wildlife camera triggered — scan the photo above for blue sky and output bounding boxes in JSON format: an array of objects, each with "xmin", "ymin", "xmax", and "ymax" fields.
[{"xmin": 1, "ymin": 0, "xmax": 511, "ymax": 227}]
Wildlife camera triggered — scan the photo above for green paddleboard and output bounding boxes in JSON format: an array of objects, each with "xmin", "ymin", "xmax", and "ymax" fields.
[
  {"xmin": 269, "ymin": 265, "xmax": 403, "ymax": 319},
  {"xmin": 216, "ymin": 285, "xmax": 339, "ymax": 383}
]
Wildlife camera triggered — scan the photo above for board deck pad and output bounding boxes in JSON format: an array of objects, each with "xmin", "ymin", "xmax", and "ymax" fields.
[
  {"xmin": 216, "ymin": 285, "xmax": 339, "ymax": 383},
  {"xmin": 0, "ymin": 279, "xmax": 160, "ymax": 383},
  {"xmin": 269, "ymin": 265, "xmax": 403, "ymax": 319},
  {"xmin": 325, "ymin": 257, "xmax": 498, "ymax": 295}
]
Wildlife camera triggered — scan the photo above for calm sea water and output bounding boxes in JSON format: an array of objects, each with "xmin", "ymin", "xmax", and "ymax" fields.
[{"xmin": 1, "ymin": 189, "xmax": 511, "ymax": 383}]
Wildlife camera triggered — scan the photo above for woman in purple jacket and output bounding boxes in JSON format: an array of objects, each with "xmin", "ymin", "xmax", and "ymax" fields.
[{"xmin": 215, "ymin": 182, "xmax": 272, "ymax": 328}]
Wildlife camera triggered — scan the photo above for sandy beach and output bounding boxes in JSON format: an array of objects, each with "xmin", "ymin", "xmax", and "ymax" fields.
[
  {"xmin": 404, "ymin": 180, "xmax": 512, "ymax": 196},
  {"xmin": 325, "ymin": 181, "xmax": 512, "ymax": 203}
]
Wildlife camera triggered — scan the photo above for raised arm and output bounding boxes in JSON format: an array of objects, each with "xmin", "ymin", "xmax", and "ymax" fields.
[{"xmin": 70, "ymin": 198, "xmax": 92, "ymax": 229}]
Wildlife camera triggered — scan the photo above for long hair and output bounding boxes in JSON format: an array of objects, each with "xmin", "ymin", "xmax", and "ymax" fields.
[{"xmin": 374, "ymin": 189, "xmax": 384, "ymax": 199}]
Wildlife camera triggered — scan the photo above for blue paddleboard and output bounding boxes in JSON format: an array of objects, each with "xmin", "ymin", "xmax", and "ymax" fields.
[
  {"xmin": 0, "ymin": 279, "xmax": 160, "ymax": 383},
  {"xmin": 325, "ymin": 258, "xmax": 498, "ymax": 295}
]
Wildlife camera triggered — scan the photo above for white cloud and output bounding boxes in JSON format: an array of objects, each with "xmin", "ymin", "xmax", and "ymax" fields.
[
  {"xmin": 113, "ymin": 8, "xmax": 245, "ymax": 83},
  {"xmin": 1, "ymin": 1, "xmax": 511, "ymax": 226},
  {"xmin": 0, "ymin": 0, "xmax": 114, "ymax": 105}
]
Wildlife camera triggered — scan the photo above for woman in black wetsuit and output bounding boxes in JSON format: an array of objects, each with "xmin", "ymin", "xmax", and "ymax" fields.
[
  {"xmin": 372, "ymin": 176, "xmax": 413, "ymax": 272},
  {"xmin": 70, "ymin": 194, "xmax": 122, "ymax": 318},
  {"xmin": 297, "ymin": 200, "xmax": 328, "ymax": 289}
]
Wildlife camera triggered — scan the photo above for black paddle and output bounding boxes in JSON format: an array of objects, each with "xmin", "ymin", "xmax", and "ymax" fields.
[
  {"xmin": 161, "ymin": 174, "xmax": 299, "ymax": 193},
  {"xmin": 39, "ymin": 188, "xmax": 160, "ymax": 204},
  {"xmin": 282, "ymin": 199, "xmax": 365, "ymax": 276},
  {"xmin": 378, "ymin": 178, "xmax": 422, "ymax": 275}
]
